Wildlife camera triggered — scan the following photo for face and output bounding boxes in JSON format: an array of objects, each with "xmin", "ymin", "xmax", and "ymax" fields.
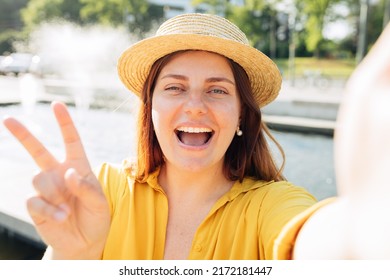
[{"xmin": 151, "ymin": 51, "xmax": 241, "ymax": 173}]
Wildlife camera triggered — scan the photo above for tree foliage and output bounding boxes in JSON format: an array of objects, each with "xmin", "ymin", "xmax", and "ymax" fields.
[
  {"xmin": 1, "ymin": 0, "xmax": 388, "ymax": 57},
  {"xmin": 80, "ymin": 0, "xmax": 164, "ymax": 36},
  {"xmin": 193, "ymin": 0, "xmax": 290, "ymax": 57},
  {"xmin": 0, "ymin": 0, "xmax": 28, "ymax": 54},
  {"xmin": 229, "ymin": 5, "xmax": 273, "ymax": 54},
  {"xmin": 21, "ymin": 0, "xmax": 83, "ymax": 29},
  {"xmin": 333, "ymin": 0, "xmax": 388, "ymax": 58},
  {"xmin": 295, "ymin": 0, "xmax": 340, "ymax": 56},
  {"xmin": 20, "ymin": 0, "xmax": 163, "ymax": 38},
  {"xmin": 0, "ymin": 0, "xmax": 28, "ymax": 30}
]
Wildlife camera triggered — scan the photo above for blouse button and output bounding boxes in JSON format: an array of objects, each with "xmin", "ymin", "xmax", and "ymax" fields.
[{"xmin": 194, "ymin": 244, "xmax": 202, "ymax": 252}]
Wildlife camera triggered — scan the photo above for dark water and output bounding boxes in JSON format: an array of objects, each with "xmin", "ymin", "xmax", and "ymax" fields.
[
  {"xmin": 0, "ymin": 229, "xmax": 45, "ymax": 260},
  {"xmin": 273, "ymin": 130, "xmax": 336, "ymax": 200},
  {"xmin": 0, "ymin": 104, "xmax": 336, "ymax": 259}
]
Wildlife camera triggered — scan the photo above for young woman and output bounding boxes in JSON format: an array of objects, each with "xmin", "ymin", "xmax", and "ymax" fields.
[{"xmin": 3, "ymin": 13, "xmax": 390, "ymax": 260}]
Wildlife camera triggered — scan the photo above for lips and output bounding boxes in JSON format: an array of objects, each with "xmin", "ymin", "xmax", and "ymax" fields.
[{"xmin": 175, "ymin": 126, "xmax": 214, "ymax": 146}]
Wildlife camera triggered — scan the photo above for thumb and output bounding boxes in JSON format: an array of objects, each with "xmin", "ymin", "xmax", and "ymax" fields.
[{"xmin": 64, "ymin": 168, "xmax": 107, "ymax": 210}]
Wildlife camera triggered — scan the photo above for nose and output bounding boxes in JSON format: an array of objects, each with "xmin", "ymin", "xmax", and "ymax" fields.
[{"xmin": 183, "ymin": 89, "xmax": 208, "ymax": 115}]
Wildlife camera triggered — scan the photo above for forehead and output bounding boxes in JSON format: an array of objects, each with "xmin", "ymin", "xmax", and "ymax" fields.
[{"xmin": 159, "ymin": 50, "xmax": 234, "ymax": 77}]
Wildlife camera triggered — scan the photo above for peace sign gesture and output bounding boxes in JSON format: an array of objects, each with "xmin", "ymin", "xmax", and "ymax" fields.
[{"xmin": 3, "ymin": 102, "xmax": 110, "ymax": 259}]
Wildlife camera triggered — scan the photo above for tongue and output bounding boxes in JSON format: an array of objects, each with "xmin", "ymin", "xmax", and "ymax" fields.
[{"xmin": 180, "ymin": 132, "xmax": 209, "ymax": 146}]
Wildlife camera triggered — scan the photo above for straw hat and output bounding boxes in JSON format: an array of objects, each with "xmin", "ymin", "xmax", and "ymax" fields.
[{"xmin": 117, "ymin": 13, "xmax": 282, "ymax": 107}]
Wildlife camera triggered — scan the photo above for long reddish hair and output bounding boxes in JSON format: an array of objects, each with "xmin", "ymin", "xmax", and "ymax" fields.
[{"xmin": 131, "ymin": 51, "xmax": 285, "ymax": 182}]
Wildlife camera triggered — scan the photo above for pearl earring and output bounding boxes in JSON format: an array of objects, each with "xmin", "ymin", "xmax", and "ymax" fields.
[{"xmin": 236, "ymin": 126, "xmax": 243, "ymax": 136}]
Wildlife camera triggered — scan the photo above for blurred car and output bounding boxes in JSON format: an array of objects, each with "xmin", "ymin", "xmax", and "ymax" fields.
[{"xmin": 0, "ymin": 53, "xmax": 41, "ymax": 76}]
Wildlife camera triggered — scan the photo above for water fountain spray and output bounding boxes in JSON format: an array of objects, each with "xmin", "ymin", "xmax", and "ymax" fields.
[{"xmin": 24, "ymin": 20, "xmax": 138, "ymax": 118}]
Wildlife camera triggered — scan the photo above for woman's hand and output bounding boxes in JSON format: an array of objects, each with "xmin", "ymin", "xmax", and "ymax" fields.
[
  {"xmin": 3, "ymin": 102, "xmax": 110, "ymax": 259},
  {"xmin": 333, "ymin": 22, "xmax": 390, "ymax": 259},
  {"xmin": 294, "ymin": 23, "xmax": 390, "ymax": 259}
]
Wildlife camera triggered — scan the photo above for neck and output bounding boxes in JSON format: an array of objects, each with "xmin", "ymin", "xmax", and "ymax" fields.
[{"xmin": 158, "ymin": 162, "xmax": 233, "ymax": 204}]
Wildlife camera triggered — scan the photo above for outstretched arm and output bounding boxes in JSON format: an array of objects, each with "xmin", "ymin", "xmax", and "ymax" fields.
[
  {"xmin": 3, "ymin": 102, "xmax": 110, "ymax": 259},
  {"xmin": 293, "ymin": 23, "xmax": 390, "ymax": 259}
]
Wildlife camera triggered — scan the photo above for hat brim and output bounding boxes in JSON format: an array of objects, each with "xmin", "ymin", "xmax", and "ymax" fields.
[{"xmin": 117, "ymin": 34, "xmax": 282, "ymax": 107}]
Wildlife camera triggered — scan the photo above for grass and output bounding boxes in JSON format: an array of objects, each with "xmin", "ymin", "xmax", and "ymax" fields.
[{"xmin": 275, "ymin": 57, "xmax": 356, "ymax": 79}]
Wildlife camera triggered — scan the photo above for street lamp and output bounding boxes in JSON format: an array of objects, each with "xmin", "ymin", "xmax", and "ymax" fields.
[
  {"xmin": 356, "ymin": 0, "xmax": 369, "ymax": 64},
  {"xmin": 384, "ymin": 0, "xmax": 390, "ymax": 29}
]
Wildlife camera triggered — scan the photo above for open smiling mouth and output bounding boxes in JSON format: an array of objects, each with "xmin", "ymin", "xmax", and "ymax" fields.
[{"xmin": 175, "ymin": 127, "xmax": 214, "ymax": 146}]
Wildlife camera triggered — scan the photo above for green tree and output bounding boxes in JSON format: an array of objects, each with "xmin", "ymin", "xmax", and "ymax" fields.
[
  {"xmin": 193, "ymin": 0, "xmax": 290, "ymax": 58},
  {"xmin": 80, "ymin": 0, "xmax": 164, "ymax": 37},
  {"xmin": 296, "ymin": 0, "xmax": 341, "ymax": 57},
  {"xmin": 0, "ymin": 0, "xmax": 28, "ymax": 30},
  {"xmin": 231, "ymin": 0, "xmax": 292, "ymax": 58},
  {"xmin": 190, "ymin": 0, "xmax": 272, "ymax": 50},
  {"xmin": 229, "ymin": 4, "xmax": 272, "ymax": 53},
  {"xmin": 21, "ymin": 0, "xmax": 83, "ymax": 29},
  {"xmin": 0, "ymin": 0, "xmax": 28, "ymax": 54},
  {"xmin": 336, "ymin": 0, "xmax": 387, "ymax": 59},
  {"xmin": 20, "ymin": 0, "xmax": 163, "ymax": 38},
  {"xmin": 367, "ymin": 0, "xmax": 386, "ymax": 48},
  {"xmin": 0, "ymin": 30, "xmax": 25, "ymax": 55}
]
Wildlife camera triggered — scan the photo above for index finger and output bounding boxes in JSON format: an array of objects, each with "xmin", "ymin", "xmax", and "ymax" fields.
[
  {"xmin": 51, "ymin": 102, "xmax": 89, "ymax": 164},
  {"xmin": 3, "ymin": 117, "xmax": 59, "ymax": 171}
]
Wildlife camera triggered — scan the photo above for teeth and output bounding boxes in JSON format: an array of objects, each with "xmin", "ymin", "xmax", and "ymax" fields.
[{"xmin": 177, "ymin": 127, "xmax": 212, "ymax": 133}]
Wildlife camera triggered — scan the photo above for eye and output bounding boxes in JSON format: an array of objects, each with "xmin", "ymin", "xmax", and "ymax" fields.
[
  {"xmin": 165, "ymin": 85, "xmax": 185, "ymax": 94},
  {"xmin": 166, "ymin": 86, "xmax": 181, "ymax": 91},
  {"xmin": 208, "ymin": 88, "xmax": 228, "ymax": 95},
  {"xmin": 166, "ymin": 86, "xmax": 181, "ymax": 90}
]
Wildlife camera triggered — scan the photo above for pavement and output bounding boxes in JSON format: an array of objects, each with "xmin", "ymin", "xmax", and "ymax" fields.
[
  {"xmin": 263, "ymin": 78, "xmax": 345, "ymax": 135},
  {"xmin": 0, "ymin": 75, "xmax": 346, "ymax": 245}
]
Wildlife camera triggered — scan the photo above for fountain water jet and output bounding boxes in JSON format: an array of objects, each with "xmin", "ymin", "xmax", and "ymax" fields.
[
  {"xmin": 24, "ymin": 21, "xmax": 139, "ymax": 118},
  {"xmin": 19, "ymin": 73, "xmax": 43, "ymax": 116}
]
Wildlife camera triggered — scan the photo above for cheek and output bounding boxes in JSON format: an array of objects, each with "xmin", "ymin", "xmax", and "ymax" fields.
[
  {"xmin": 217, "ymin": 102, "xmax": 241, "ymax": 129},
  {"xmin": 151, "ymin": 109, "xmax": 159, "ymax": 131},
  {"xmin": 151, "ymin": 97, "xmax": 173, "ymax": 138},
  {"xmin": 151, "ymin": 106, "xmax": 164, "ymax": 134}
]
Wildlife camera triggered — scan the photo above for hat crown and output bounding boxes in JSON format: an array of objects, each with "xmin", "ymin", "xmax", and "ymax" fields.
[{"xmin": 156, "ymin": 13, "xmax": 250, "ymax": 45}]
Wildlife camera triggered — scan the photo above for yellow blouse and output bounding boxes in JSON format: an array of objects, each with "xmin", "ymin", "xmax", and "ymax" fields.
[{"xmin": 96, "ymin": 162, "xmax": 323, "ymax": 260}]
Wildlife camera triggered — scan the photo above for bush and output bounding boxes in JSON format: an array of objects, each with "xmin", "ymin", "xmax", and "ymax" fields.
[{"xmin": 0, "ymin": 30, "xmax": 24, "ymax": 55}]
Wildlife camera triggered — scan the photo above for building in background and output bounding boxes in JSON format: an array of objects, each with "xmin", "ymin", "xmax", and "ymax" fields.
[
  {"xmin": 148, "ymin": 0, "xmax": 245, "ymax": 18},
  {"xmin": 148, "ymin": 0, "xmax": 196, "ymax": 18}
]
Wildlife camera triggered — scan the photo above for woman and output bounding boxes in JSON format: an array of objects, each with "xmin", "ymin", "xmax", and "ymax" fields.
[{"xmin": 3, "ymin": 13, "xmax": 390, "ymax": 259}]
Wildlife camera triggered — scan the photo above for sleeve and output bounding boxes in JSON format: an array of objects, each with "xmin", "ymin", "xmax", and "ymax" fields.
[
  {"xmin": 271, "ymin": 196, "xmax": 336, "ymax": 259},
  {"xmin": 257, "ymin": 182, "xmax": 334, "ymax": 259}
]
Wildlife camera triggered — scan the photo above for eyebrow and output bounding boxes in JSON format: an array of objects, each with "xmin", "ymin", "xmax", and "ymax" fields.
[
  {"xmin": 206, "ymin": 77, "xmax": 235, "ymax": 85},
  {"xmin": 160, "ymin": 74, "xmax": 235, "ymax": 85},
  {"xmin": 160, "ymin": 74, "xmax": 188, "ymax": 81}
]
